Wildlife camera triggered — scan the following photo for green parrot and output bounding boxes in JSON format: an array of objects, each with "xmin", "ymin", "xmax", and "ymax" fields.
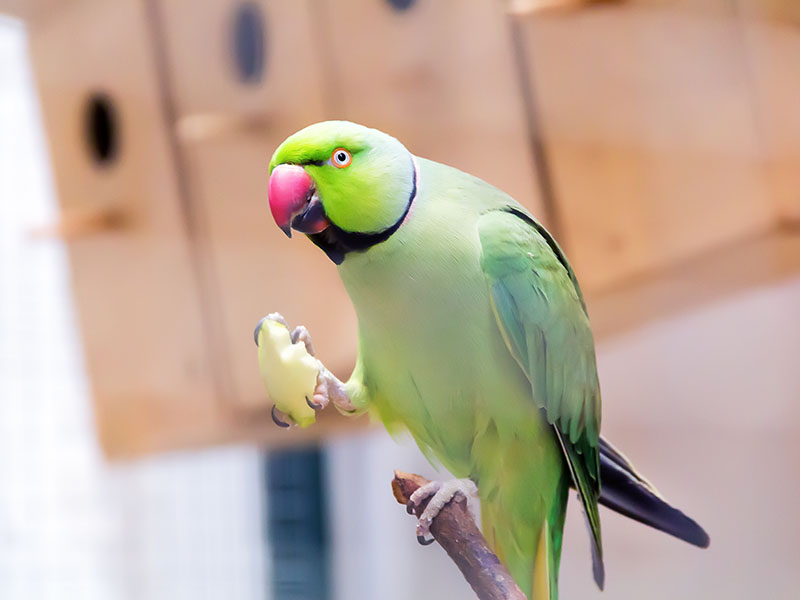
[{"xmin": 259, "ymin": 121, "xmax": 709, "ymax": 599}]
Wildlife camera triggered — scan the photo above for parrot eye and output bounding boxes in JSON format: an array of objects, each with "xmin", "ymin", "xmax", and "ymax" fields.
[{"xmin": 331, "ymin": 148, "xmax": 352, "ymax": 168}]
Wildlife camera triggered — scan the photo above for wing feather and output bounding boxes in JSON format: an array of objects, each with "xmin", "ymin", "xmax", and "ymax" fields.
[{"xmin": 479, "ymin": 207, "xmax": 604, "ymax": 588}]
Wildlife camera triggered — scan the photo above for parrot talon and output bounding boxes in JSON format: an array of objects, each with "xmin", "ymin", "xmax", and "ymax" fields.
[
  {"xmin": 271, "ymin": 405, "xmax": 291, "ymax": 428},
  {"xmin": 267, "ymin": 312, "xmax": 289, "ymax": 328},
  {"xmin": 315, "ymin": 369, "xmax": 353, "ymax": 412},
  {"xmin": 407, "ymin": 478, "xmax": 478, "ymax": 542},
  {"xmin": 255, "ymin": 313, "xmax": 290, "ymax": 346},
  {"xmin": 305, "ymin": 395, "xmax": 322, "ymax": 410},
  {"xmin": 253, "ymin": 317, "xmax": 267, "ymax": 346},
  {"xmin": 416, "ymin": 535, "xmax": 435, "ymax": 546}
]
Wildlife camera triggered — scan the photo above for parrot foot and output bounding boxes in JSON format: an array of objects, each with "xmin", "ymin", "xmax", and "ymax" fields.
[
  {"xmin": 255, "ymin": 312, "xmax": 294, "ymax": 347},
  {"xmin": 266, "ymin": 312, "xmax": 287, "ymax": 327},
  {"xmin": 271, "ymin": 405, "xmax": 291, "ymax": 428},
  {"xmin": 407, "ymin": 478, "xmax": 478, "ymax": 544},
  {"xmin": 256, "ymin": 312, "xmax": 355, "ymax": 413},
  {"xmin": 309, "ymin": 368, "xmax": 356, "ymax": 412},
  {"xmin": 257, "ymin": 312, "xmax": 316, "ymax": 356}
]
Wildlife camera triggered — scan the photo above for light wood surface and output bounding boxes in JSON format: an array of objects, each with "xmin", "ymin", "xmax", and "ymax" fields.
[
  {"xmin": 0, "ymin": 0, "xmax": 73, "ymax": 23},
  {"xmin": 160, "ymin": 0, "xmax": 324, "ymax": 133},
  {"xmin": 513, "ymin": 1, "xmax": 776, "ymax": 291},
  {"xmin": 322, "ymin": 0, "xmax": 545, "ymax": 222},
  {"xmin": 738, "ymin": 0, "xmax": 800, "ymax": 223},
  {"xmin": 26, "ymin": 0, "xmax": 222, "ymax": 456},
  {"xmin": 587, "ymin": 225, "xmax": 800, "ymax": 340}
]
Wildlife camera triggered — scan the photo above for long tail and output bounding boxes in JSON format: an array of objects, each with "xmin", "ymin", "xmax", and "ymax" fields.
[{"xmin": 597, "ymin": 437, "xmax": 710, "ymax": 548}]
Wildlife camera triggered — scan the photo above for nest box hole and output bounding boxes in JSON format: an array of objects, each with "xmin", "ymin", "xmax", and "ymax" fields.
[
  {"xmin": 232, "ymin": 2, "xmax": 266, "ymax": 84},
  {"xmin": 84, "ymin": 93, "xmax": 119, "ymax": 166}
]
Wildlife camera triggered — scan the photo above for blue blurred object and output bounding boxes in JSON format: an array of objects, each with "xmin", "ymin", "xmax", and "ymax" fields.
[{"xmin": 266, "ymin": 447, "xmax": 330, "ymax": 600}]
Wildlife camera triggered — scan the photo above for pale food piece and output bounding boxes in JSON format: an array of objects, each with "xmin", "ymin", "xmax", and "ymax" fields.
[{"xmin": 257, "ymin": 317, "xmax": 322, "ymax": 427}]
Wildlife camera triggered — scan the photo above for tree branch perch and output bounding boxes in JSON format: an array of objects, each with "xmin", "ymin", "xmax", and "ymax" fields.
[{"xmin": 391, "ymin": 471, "xmax": 526, "ymax": 600}]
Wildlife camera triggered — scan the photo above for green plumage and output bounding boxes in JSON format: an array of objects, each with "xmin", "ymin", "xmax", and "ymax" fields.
[
  {"xmin": 479, "ymin": 209, "xmax": 604, "ymax": 588},
  {"xmin": 332, "ymin": 155, "xmax": 599, "ymax": 598},
  {"xmin": 268, "ymin": 121, "xmax": 708, "ymax": 598}
]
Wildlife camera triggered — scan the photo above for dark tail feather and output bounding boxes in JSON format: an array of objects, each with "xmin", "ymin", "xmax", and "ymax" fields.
[{"xmin": 598, "ymin": 437, "xmax": 710, "ymax": 548}]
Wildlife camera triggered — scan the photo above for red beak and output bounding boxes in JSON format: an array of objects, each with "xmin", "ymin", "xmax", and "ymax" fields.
[{"xmin": 268, "ymin": 164, "xmax": 330, "ymax": 238}]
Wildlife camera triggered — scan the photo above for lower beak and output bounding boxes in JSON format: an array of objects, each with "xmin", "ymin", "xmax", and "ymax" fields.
[{"xmin": 268, "ymin": 164, "xmax": 330, "ymax": 238}]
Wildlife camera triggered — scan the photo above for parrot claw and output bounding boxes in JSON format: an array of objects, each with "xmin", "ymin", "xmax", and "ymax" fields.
[
  {"xmin": 316, "ymin": 369, "xmax": 354, "ymax": 412},
  {"xmin": 416, "ymin": 535, "xmax": 435, "ymax": 546},
  {"xmin": 305, "ymin": 395, "xmax": 322, "ymax": 410},
  {"xmin": 254, "ymin": 313, "xmax": 289, "ymax": 346},
  {"xmin": 310, "ymin": 376, "xmax": 330, "ymax": 410},
  {"xmin": 267, "ymin": 312, "xmax": 288, "ymax": 328},
  {"xmin": 253, "ymin": 317, "xmax": 266, "ymax": 347},
  {"xmin": 310, "ymin": 369, "xmax": 357, "ymax": 412},
  {"xmin": 271, "ymin": 405, "xmax": 291, "ymax": 428},
  {"xmin": 407, "ymin": 478, "xmax": 478, "ymax": 541},
  {"xmin": 290, "ymin": 325, "xmax": 316, "ymax": 356}
]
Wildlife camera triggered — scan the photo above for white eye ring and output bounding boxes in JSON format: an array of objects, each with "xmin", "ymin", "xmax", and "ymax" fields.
[{"xmin": 331, "ymin": 148, "xmax": 352, "ymax": 168}]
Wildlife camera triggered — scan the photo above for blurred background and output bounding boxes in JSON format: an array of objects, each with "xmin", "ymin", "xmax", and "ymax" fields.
[{"xmin": 0, "ymin": 0, "xmax": 799, "ymax": 598}]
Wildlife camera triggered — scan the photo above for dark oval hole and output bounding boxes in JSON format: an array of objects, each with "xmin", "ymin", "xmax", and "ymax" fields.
[
  {"xmin": 387, "ymin": 0, "xmax": 416, "ymax": 11},
  {"xmin": 84, "ymin": 93, "xmax": 119, "ymax": 166},
  {"xmin": 232, "ymin": 2, "xmax": 266, "ymax": 84}
]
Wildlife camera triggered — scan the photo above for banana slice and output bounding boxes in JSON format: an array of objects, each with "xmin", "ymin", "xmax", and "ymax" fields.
[{"xmin": 256, "ymin": 317, "xmax": 322, "ymax": 428}]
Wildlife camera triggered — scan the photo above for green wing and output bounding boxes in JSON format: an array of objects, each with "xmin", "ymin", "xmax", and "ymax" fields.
[{"xmin": 478, "ymin": 206, "xmax": 604, "ymax": 587}]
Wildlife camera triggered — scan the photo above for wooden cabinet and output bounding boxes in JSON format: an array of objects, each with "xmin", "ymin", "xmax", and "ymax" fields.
[
  {"xmin": 24, "ymin": 0, "xmax": 359, "ymax": 457},
  {"xmin": 512, "ymin": 2, "xmax": 775, "ymax": 291},
  {"xmin": 26, "ymin": 0, "xmax": 226, "ymax": 456}
]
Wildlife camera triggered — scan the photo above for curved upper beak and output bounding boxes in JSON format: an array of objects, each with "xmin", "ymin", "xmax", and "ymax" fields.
[{"xmin": 268, "ymin": 164, "xmax": 330, "ymax": 238}]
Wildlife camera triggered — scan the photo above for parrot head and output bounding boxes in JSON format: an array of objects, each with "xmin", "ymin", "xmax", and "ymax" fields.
[{"xmin": 268, "ymin": 121, "xmax": 416, "ymax": 264}]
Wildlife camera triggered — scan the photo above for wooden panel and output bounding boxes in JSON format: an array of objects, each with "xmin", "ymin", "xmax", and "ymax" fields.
[
  {"xmin": 738, "ymin": 0, "xmax": 800, "ymax": 223},
  {"xmin": 587, "ymin": 228, "xmax": 800, "ymax": 340},
  {"xmin": 0, "ymin": 0, "xmax": 72, "ymax": 22},
  {"xmin": 507, "ymin": 0, "xmax": 725, "ymax": 17},
  {"xmin": 514, "ymin": 2, "xmax": 775, "ymax": 291},
  {"xmin": 323, "ymin": 0, "xmax": 544, "ymax": 220},
  {"xmin": 739, "ymin": 0, "xmax": 800, "ymax": 23},
  {"xmin": 159, "ymin": 0, "xmax": 322, "ymax": 137},
  {"xmin": 26, "ymin": 0, "xmax": 237, "ymax": 457}
]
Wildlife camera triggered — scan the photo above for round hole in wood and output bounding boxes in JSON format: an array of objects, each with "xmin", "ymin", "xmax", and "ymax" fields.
[
  {"xmin": 84, "ymin": 93, "xmax": 119, "ymax": 166},
  {"xmin": 232, "ymin": 2, "xmax": 266, "ymax": 84},
  {"xmin": 387, "ymin": 0, "xmax": 416, "ymax": 11}
]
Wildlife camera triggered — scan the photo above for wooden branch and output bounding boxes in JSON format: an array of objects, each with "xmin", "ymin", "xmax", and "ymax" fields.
[{"xmin": 391, "ymin": 471, "xmax": 526, "ymax": 600}]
